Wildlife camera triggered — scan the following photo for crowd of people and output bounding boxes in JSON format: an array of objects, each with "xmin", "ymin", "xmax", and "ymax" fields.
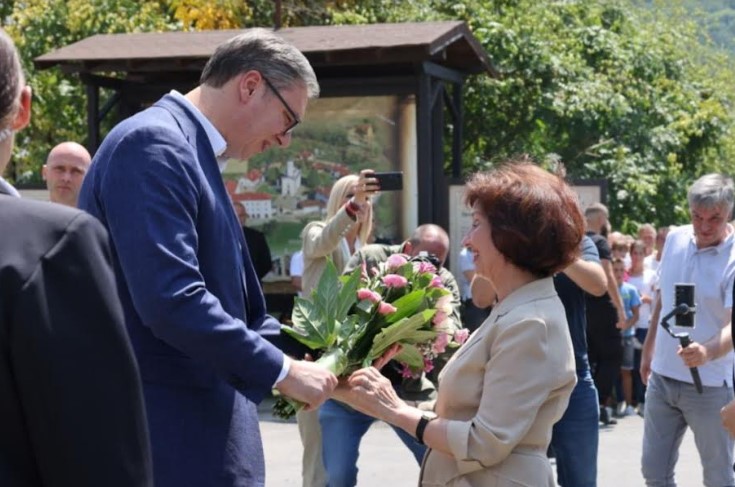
[{"xmin": 3, "ymin": 24, "xmax": 735, "ymax": 487}]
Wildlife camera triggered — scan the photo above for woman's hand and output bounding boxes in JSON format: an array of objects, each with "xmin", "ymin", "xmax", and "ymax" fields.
[
  {"xmin": 354, "ymin": 170, "xmax": 379, "ymax": 205},
  {"xmin": 336, "ymin": 367, "xmax": 408, "ymax": 423}
]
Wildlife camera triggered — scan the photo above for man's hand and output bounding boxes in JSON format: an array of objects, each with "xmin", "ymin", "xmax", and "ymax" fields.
[
  {"xmin": 641, "ymin": 292, "xmax": 661, "ymax": 386},
  {"xmin": 677, "ymin": 341, "xmax": 708, "ymax": 368},
  {"xmin": 721, "ymin": 399, "xmax": 735, "ymax": 437},
  {"xmin": 275, "ymin": 360, "xmax": 338, "ymax": 411},
  {"xmin": 640, "ymin": 349, "xmax": 652, "ymax": 386},
  {"xmin": 615, "ymin": 311, "xmax": 627, "ymax": 332}
]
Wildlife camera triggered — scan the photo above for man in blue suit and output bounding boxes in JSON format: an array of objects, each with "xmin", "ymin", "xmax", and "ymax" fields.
[{"xmin": 79, "ymin": 29, "xmax": 338, "ymax": 487}]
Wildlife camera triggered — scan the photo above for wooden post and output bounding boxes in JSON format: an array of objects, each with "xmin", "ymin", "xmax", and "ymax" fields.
[{"xmin": 274, "ymin": 0, "xmax": 282, "ymax": 30}]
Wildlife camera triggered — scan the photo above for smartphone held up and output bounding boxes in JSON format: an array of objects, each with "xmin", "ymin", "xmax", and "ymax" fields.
[{"xmin": 372, "ymin": 171, "xmax": 403, "ymax": 191}]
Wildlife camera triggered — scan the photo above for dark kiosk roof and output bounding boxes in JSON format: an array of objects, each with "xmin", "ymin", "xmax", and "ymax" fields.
[{"xmin": 35, "ymin": 21, "xmax": 493, "ymax": 76}]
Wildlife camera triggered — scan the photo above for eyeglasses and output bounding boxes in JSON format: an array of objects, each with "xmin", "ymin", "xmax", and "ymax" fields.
[{"xmin": 263, "ymin": 76, "xmax": 300, "ymax": 136}]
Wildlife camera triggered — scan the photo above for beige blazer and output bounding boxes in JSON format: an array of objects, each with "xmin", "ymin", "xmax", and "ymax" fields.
[
  {"xmin": 420, "ymin": 277, "xmax": 576, "ymax": 487},
  {"xmin": 301, "ymin": 207, "xmax": 357, "ymax": 298}
]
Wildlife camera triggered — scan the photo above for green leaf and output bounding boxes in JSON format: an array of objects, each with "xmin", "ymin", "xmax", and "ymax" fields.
[
  {"xmin": 315, "ymin": 347, "xmax": 348, "ymax": 377},
  {"xmin": 336, "ymin": 267, "xmax": 361, "ymax": 321},
  {"xmin": 368, "ymin": 309, "xmax": 436, "ymax": 359},
  {"xmin": 415, "ymin": 272, "xmax": 434, "ymax": 288},
  {"xmin": 311, "ymin": 260, "xmax": 341, "ymax": 346},
  {"xmin": 399, "ymin": 329, "xmax": 439, "ymax": 344},
  {"xmin": 338, "ymin": 314, "xmax": 362, "ymax": 344},
  {"xmin": 394, "ymin": 344, "xmax": 425, "ymax": 369},
  {"xmin": 385, "ymin": 290, "xmax": 427, "ymax": 324},
  {"xmin": 287, "ymin": 298, "xmax": 332, "ymax": 349},
  {"xmin": 356, "ymin": 299, "xmax": 374, "ymax": 314}
]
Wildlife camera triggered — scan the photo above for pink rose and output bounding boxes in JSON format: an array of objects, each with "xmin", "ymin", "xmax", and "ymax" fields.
[
  {"xmin": 454, "ymin": 328, "xmax": 470, "ymax": 345},
  {"xmin": 400, "ymin": 363, "xmax": 414, "ymax": 378},
  {"xmin": 423, "ymin": 357, "xmax": 435, "ymax": 374},
  {"xmin": 432, "ymin": 332, "xmax": 449, "ymax": 354},
  {"xmin": 357, "ymin": 288, "xmax": 381, "ymax": 303},
  {"xmin": 386, "ymin": 254, "xmax": 408, "ymax": 270},
  {"xmin": 378, "ymin": 301, "xmax": 397, "ymax": 315},
  {"xmin": 416, "ymin": 261, "xmax": 436, "ymax": 274},
  {"xmin": 382, "ymin": 274, "xmax": 408, "ymax": 288},
  {"xmin": 429, "ymin": 275, "xmax": 443, "ymax": 288},
  {"xmin": 432, "ymin": 310, "xmax": 448, "ymax": 327},
  {"xmin": 436, "ymin": 295, "xmax": 452, "ymax": 313}
]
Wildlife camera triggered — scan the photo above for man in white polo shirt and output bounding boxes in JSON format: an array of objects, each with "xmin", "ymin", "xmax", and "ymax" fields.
[{"xmin": 640, "ymin": 173, "xmax": 735, "ymax": 487}]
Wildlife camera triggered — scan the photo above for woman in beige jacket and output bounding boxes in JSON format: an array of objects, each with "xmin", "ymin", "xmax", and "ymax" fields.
[
  {"xmin": 301, "ymin": 170, "xmax": 375, "ymax": 298},
  {"xmin": 297, "ymin": 169, "xmax": 377, "ymax": 487},
  {"xmin": 336, "ymin": 161, "xmax": 585, "ymax": 486}
]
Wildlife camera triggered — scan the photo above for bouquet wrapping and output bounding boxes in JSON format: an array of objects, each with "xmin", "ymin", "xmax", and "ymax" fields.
[{"xmin": 273, "ymin": 253, "xmax": 469, "ymax": 419}]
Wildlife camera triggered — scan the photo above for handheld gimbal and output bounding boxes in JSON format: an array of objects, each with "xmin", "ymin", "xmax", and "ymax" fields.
[{"xmin": 659, "ymin": 303, "xmax": 702, "ymax": 394}]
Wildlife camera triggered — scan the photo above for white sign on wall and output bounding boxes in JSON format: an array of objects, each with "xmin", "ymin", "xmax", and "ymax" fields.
[{"xmin": 448, "ymin": 184, "xmax": 473, "ymax": 276}]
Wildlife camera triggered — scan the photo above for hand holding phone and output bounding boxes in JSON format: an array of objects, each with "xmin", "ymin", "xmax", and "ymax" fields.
[{"xmin": 373, "ymin": 171, "xmax": 403, "ymax": 191}]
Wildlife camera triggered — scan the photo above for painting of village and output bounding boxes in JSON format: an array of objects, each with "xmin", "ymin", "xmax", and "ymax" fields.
[{"xmin": 223, "ymin": 95, "xmax": 411, "ymax": 281}]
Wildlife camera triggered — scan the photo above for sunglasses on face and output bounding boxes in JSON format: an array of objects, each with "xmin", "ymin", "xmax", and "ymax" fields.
[{"xmin": 263, "ymin": 76, "xmax": 300, "ymax": 136}]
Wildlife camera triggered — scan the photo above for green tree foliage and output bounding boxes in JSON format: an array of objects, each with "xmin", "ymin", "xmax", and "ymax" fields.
[
  {"xmin": 0, "ymin": 1, "xmax": 16, "ymax": 24},
  {"xmin": 5, "ymin": 0, "xmax": 177, "ymax": 183},
  {"xmin": 675, "ymin": 0, "xmax": 735, "ymax": 56},
  {"xmin": 448, "ymin": 1, "xmax": 735, "ymax": 231},
  {"xmin": 169, "ymin": 0, "xmax": 252, "ymax": 30},
  {"xmin": 458, "ymin": 0, "xmax": 735, "ymax": 230}
]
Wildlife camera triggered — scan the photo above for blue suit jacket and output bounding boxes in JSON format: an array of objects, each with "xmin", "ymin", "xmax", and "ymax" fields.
[{"xmin": 79, "ymin": 94, "xmax": 288, "ymax": 487}]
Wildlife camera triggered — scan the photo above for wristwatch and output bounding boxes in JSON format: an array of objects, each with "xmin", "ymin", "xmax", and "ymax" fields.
[{"xmin": 415, "ymin": 412, "xmax": 438, "ymax": 445}]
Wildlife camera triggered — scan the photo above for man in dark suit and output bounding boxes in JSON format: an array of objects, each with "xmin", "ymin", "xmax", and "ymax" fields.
[
  {"xmin": 0, "ymin": 27, "xmax": 152, "ymax": 486},
  {"xmin": 79, "ymin": 29, "xmax": 337, "ymax": 487},
  {"xmin": 233, "ymin": 201, "xmax": 273, "ymax": 280}
]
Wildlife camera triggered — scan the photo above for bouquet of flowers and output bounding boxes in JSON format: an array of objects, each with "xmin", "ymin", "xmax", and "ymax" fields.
[{"xmin": 273, "ymin": 253, "xmax": 469, "ymax": 419}]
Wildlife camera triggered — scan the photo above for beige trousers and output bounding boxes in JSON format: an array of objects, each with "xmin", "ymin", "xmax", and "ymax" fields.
[{"xmin": 297, "ymin": 407, "xmax": 327, "ymax": 487}]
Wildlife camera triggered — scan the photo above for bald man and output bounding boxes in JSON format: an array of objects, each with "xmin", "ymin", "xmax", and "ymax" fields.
[{"xmin": 42, "ymin": 142, "xmax": 91, "ymax": 207}]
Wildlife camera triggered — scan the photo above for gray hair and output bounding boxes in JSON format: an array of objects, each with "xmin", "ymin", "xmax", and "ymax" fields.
[
  {"xmin": 200, "ymin": 28, "xmax": 319, "ymax": 98},
  {"xmin": 0, "ymin": 28, "xmax": 23, "ymax": 132},
  {"xmin": 687, "ymin": 173, "xmax": 734, "ymax": 214},
  {"xmin": 584, "ymin": 202, "xmax": 608, "ymax": 219}
]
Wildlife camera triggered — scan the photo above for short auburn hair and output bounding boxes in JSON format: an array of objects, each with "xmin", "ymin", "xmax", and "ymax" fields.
[{"xmin": 464, "ymin": 159, "xmax": 584, "ymax": 277}]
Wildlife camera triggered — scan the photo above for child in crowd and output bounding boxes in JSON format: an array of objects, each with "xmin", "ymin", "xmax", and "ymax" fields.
[
  {"xmin": 627, "ymin": 240, "xmax": 657, "ymax": 414},
  {"xmin": 612, "ymin": 257, "xmax": 641, "ymax": 417},
  {"xmin": 609, "ymin": 233, "xmax": 631, "ymax": 277}
]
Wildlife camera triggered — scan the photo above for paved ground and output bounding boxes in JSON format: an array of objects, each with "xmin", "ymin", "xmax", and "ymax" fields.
[{"xmin": 259, "ymin": 401, "xmax": 703, "ymax": 486}]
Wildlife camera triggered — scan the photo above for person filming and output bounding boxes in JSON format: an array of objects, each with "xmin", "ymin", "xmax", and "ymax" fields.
[{"xmin": 640, "ymin": 174, "xmax": 735, "ymax": 487}]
